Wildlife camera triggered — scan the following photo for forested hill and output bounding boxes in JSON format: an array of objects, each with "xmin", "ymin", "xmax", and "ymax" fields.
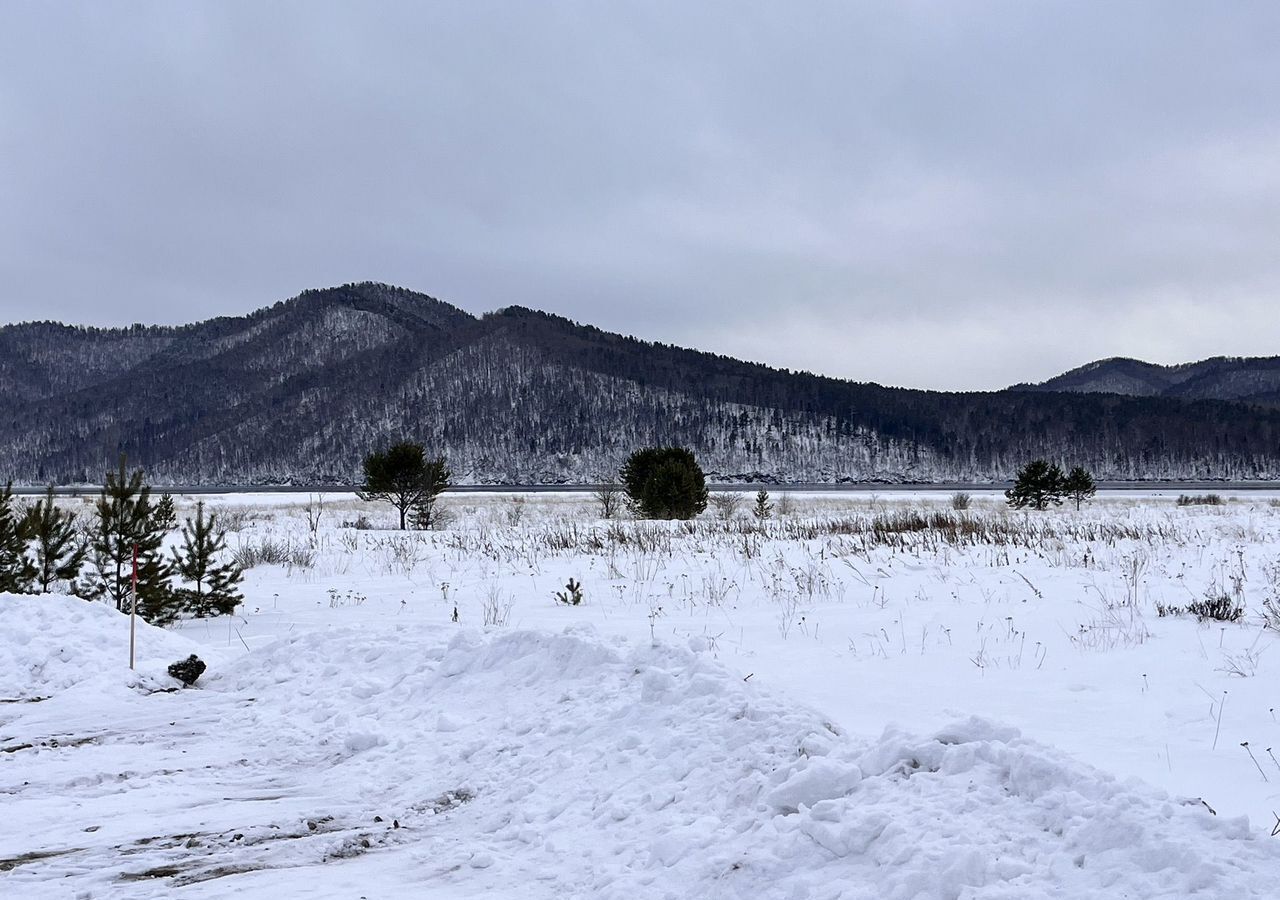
[
  {"xmin": 3, "ymin": 282, "xmax": 1280, "ymax": 485},
  {"xmin": 1016, "ymin": 356, "xmax": 1280, "ymax": 407}
]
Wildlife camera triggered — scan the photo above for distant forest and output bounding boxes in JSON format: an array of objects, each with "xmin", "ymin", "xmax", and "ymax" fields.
[{"xmin": 2, "ymin": 282, "xmax": 1279, "ymax": 485}]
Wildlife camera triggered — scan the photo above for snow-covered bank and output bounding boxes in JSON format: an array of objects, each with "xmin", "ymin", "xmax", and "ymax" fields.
[
  {"xmin": 0, "ymin": 593, "xmax": 207, "ymax": 699},
  {"xmin": 3, "ymin": 595, "xmax": 1278, "ymax": 898}
]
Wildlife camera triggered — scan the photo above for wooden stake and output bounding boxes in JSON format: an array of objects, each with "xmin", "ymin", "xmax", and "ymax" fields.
[{"xmin": 129, "ymin": 543, "xmax": 138, "ymax": 670}]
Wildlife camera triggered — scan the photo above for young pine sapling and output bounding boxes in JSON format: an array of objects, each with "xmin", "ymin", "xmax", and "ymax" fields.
[
  {"xmin": 0, "ymin": 482, "xmax": 35, "ymax": 593},
  {"xmin": 24, "ymin": 485, "xmax": 87, "ymax": 592},
  {"xmin": 172, "ymin": 501, "xmax": 244, "ymax": 618}
]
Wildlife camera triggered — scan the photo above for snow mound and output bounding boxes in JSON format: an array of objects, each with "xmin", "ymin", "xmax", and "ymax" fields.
[
  {"xmin": 0, "ymin": 592, "xmax": 202, "ymax": 698},
  {"xmin": 3, "ymin": 619, "xmax": 1277, "ymax": 898}
]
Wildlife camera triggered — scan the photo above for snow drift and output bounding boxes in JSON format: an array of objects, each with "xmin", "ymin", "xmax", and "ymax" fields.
[
  {"xmin": 1, "ymin": 597, "xmax": 1276, "ymax": 898},
  {"xmin": 0, "ymin": 592, "xmax": 202, "ymax": 699}
]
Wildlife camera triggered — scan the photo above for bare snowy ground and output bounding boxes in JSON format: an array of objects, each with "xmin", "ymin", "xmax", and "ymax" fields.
[{"xmin": 3, "ymin": 491, "xmax": 1280, "ymax": 898}]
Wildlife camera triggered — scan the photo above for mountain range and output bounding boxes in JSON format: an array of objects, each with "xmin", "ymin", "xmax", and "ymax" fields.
[
  {"xmin": 2, "ymin": 282, "xmax": 1279, "ymax": 485},
  {"xmin": 1015, "ymin": 357, "xmax": 1280, "ymax": 407}
]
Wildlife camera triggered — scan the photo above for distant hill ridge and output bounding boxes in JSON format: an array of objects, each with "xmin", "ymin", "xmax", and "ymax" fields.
[
  {"xmin": 1017, "ymin": 356, "xmax": 1280, "ymax": 406},
  {"xmin": 3, "ymin": 282, "xmax": 1280, "ymax": 484}
]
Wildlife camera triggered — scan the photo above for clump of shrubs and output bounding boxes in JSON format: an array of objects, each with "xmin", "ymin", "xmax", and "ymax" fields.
[
  {"xmin": 232, "ymin": 537, "xmax": 315, "ymax": 570},
  {"xmin": 1262, "ymin": 598, "xmax": 1280, "ymax": 631},
  {"xmin": 1187, "ymin": 594, "xmax": 1245, "ymax": 622},
  {"xmin": 216, "ymin": 507, "xmax": 255, "ymax": 532},
  {"xmin": 1156, "ymin": 594, "xmax": 1245, "ymax": 623},
  {"xmin": 232, "ymin": 538, "xmax": 289, "ymax": 567},
  {"xmin": 1176, "ymin": 494, "xmax": 1224, "ymax": 507},
  {"xmin": 708, "ymin": 491, "xmax": 745, "ymax": 521},
  {"xmin": 950, "ymin": 492, "xmax": 971, "ymax": 511}
]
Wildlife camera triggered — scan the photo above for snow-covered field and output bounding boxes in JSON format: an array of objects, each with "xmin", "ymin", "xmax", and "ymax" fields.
[{"xmin": 4, "ymin": 490, "xmax": 1280, "ymax": 898}]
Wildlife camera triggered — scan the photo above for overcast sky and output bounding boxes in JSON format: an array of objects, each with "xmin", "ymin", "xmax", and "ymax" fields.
[{"xmin": 2, "ymin": 2, "xmax": 1277, "ymax": 390}]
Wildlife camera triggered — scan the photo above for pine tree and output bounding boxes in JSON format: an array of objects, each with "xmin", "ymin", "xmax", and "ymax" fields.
[
  {"xmin": 172, "ymin": 501, "xmax": 243, "ymax": 617},
  {"xmin": 24, "ymin": 485, "xmax": 87, "ymax": 592},
  {"xmin": 83, "ymin": 457, "xmax": 178, "ymax": 624},
  {"xmin": 153, "ymin": 493, "xmax": 178, "ymax": 531},
  {"xmin": 1063, "ymin": 466, "xmax": 1097, "ymax": 511},
  {"xmin": 753, "ymin": 489, "xmax": 773, "ymax": 521},
  {"xmin": 620, "ymin": 447, "xmax": 708, "ymax": 519},
  {"xmin": 1005, "ymin": 459, "xmax": 1066, "ymax": 510},
  {"xmin": 358, "ymin": 442, "xmax": 451, "ymax": 530},
  {"xmin": 0, "ymin": 482, "xmax": 35, "ymax": 593},
  {"xmin": 411, "ymin": 455, "xmax": 451, "ymax": 530}
]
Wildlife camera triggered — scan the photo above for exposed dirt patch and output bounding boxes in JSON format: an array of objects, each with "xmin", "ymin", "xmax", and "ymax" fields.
[
  {"xmin": 119, "ymin": 865, "xmax": 185, "ymax": 881},
  {"xmin": 175, "ymin": 863, "xmax": 268, "ymax": 886},
  {"xmin": 414, "ymin": 788, "xmax": 475, "ymax": 815},
  {"xmin": 0, "ymin": 848, "xmax": 82, "ymax": 872},
  {"xmin": 1, "ymin": 733, "xmax": 103, "ymax": 754}
]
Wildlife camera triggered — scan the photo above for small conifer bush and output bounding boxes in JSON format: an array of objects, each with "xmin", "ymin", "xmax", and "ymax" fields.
[{"xmin": 621, "ymin": 447, "xmax": 708, "ymax": 520}]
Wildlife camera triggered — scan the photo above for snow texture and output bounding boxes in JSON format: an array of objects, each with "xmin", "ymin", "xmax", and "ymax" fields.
[{"xmin": 3, "ymin": 592, "xmax": 1277, "ymax": 898}]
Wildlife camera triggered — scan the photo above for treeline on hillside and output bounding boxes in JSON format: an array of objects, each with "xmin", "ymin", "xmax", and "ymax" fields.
[{"xmin": 2, "ymin": 283, "xmax": 1279, "ymax": 485}]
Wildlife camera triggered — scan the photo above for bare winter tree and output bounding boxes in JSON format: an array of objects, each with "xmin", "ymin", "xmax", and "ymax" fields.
[
  {"xmin": 775, "ymin": 491, "xmax": 795, "ymax": 518},
  {"xmin": 708, "ymin": 491, "xmax": 745, "ymax": 521},
  {"xmin": 592, "ymin": 484, "xmax": 624, "ymax": 519}
]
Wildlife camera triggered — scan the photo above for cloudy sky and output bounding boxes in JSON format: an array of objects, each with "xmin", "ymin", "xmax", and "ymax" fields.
[{"xmin": 1, "ymin": 2, "xmax": 1276, "ymax": 390}]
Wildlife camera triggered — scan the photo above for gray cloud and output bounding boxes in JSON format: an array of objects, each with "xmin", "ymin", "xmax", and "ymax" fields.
[{"xmin": 2, "ymin": 1, "xmax": 1277, "ymax": 389}]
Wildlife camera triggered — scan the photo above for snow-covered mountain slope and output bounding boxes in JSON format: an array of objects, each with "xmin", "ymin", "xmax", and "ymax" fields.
[
  {"xmin": 1021, "ymin": 355, "xmax": 1280, "ymax": 406},
  {"xmin": 5, "ymin": 282, "xmax": 1280, "ymax": 484}
]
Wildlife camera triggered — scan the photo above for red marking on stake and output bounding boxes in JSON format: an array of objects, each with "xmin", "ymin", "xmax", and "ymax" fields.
[{"xmin": 129, "ymin": 543, "xmax": 138, "ymax": 670}]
